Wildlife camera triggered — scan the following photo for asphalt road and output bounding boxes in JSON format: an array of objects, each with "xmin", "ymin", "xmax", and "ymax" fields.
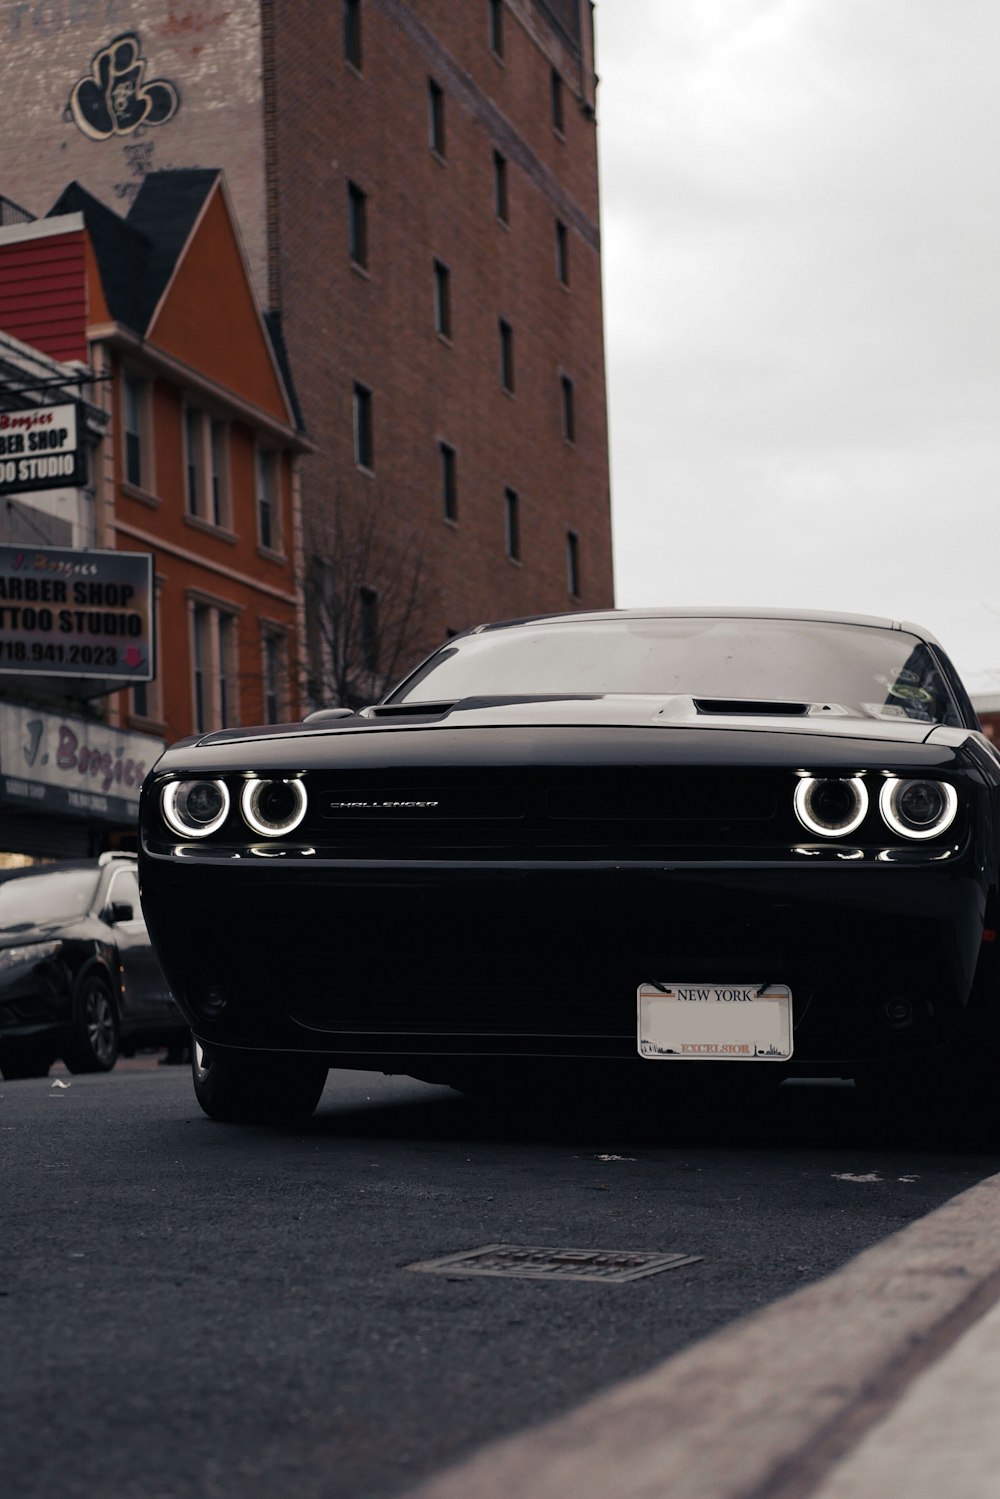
[{"xmin": 3, "ymin": 1062, "xmax": 998, "ymax": 1499}]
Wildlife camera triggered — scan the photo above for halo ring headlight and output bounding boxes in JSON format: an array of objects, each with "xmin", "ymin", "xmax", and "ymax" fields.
[
  {"xmin": 879, "ymin": 778, "xmax": 957, "ymax": 841},
  {"xmin": 793, "ymin": 776, "xmax": 868, "ymax": 838},
  {"xmin": 161, "ymin": 779, "xmax": 230, "ymax": 839},
  {"xmin": 240, "ymin": 777, "xmax": 308, "ymax": 837}
]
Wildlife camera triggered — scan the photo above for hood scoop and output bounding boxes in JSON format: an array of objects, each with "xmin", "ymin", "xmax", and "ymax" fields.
[{"xmin": 692, "ymin": 698, "xmax": 811, "ymax": 716}]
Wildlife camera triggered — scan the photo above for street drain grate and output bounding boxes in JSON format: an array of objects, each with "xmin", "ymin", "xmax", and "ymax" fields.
[{"xmin": 406, "ymin": 1244, "xmax": 703, "ymax": 1284}]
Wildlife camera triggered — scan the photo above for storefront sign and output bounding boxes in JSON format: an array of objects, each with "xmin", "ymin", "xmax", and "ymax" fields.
[
  {"xmin": 0, "ymin": 403, "xmax": 86, "ymax": 495},
  {"xmin": 0, "ymin": 703, "xmax": 164, "ymax": 825},
  {"xmin": 0, "ymin": 544, "xmax": 154, "ymax": 682}
]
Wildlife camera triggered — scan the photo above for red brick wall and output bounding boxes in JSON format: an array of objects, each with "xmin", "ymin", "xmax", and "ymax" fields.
[{"xmin": 270, "ymin": 0, "xmax": 613, "ymax": 681}]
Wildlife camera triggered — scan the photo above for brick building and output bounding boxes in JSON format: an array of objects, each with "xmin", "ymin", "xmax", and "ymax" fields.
[
  {"xmin": 0, "ymin": 172, "xmax": 306, "ymax": 856},
  {"xmin": 0, "ymin": 0, "xmax": 612, "ymax": 703}
]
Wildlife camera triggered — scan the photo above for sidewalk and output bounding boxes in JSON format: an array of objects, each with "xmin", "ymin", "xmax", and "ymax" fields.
[{"xmin": 402, "ymin": 1171, "xmax": 1000, "ymax": 1499}]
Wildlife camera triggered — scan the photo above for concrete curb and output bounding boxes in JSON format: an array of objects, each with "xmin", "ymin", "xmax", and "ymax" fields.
[{"xmin": 401, "ymin": 1171, "xmax": 1000, "ymax": 1499}]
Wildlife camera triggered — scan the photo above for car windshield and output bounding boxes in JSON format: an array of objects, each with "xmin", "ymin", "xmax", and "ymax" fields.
[
  {"xmin": 0, "ymin": 868, "xmax": 99, "ymax": 929},
  {"xmin": 390, "ymin": 617, "xmax": 962, "ymax": 725}
]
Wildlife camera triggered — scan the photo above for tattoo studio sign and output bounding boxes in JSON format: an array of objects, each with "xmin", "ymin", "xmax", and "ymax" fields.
[
  {"xmin": 0, "ymin": 404, "xmax": 86, "ymax": 495},
  {"xmin": 0, "ymin": 545, "xmax": 154, "ymax": 684}
]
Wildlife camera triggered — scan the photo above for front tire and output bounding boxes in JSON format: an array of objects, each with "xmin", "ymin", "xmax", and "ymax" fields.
[
  {"xmin": 0, "ymin": 1039, "xmax": 55, "ymax": 1080},
  {"xmin": 191, "ymin": 1040, "xmax": 328, "ymax": 1124},
  {"xmin": 63, "ymin": 975, "xmax": 119, "ymax": 1074}
]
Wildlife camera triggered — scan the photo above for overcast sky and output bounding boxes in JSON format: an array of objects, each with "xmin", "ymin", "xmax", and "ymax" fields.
[{"xmin": 595, "ymin": 0, "xmax": 1000, "ymax": 694}]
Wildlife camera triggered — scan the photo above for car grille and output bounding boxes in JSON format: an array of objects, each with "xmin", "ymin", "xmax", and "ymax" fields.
[{"xmin": 305, "ymin": 768, "xmax": 782, "ymax": 858}]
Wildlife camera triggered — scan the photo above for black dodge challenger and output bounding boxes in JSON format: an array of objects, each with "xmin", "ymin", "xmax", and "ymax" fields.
[{"xmin": 137, "ymin": 608, "xmax": 1000, "ymax": 1124}]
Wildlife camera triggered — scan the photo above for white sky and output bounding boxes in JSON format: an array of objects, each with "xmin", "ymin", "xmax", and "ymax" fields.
[{"xmin": 595, "ymin": 0, "xmax": 1000, "ymax": 694}]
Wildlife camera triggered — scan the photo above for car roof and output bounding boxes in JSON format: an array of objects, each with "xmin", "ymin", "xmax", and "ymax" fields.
[{"xmin": 471, "ymin": 607, "xmax": 940, "ymax": 643}]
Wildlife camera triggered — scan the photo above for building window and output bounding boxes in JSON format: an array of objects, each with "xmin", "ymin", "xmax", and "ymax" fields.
[
  {"xmin": 433, "ymin": 259, "xmax": 452, "ymax": 338},
  {"xmin": 353, "ymin": 382, "xmax": 374, "ymax": 469},
  {"xmin": 561, "ymin": 374, "xmax": 576, "ymax": 442},
  {"xmin": 262, "ymin": 631, "xmax": 288, "ymax": 723},
  {"xmin": 493, "ymin": 150, "xmax": 509, "ymax": 223},
  {"xmin": 344, "ymin": 0, "xmax": 362, "ymax": 69},
  {"xmin": 428, "ymin": 78, "xmax": 446, "ymax": 157},
  {"xmin": 359, "ymin": 586, "xmax": 379, "ymax": 673},
  {"xmin": 551, "ymin": 67, "xmax": 565, "ymax": 133},
  {"xmin": 257, "ymin": 447, "xmax": 280, "ymax": 551},
  {"xmin": 499, "ymin": 318, "xmax": 514, "ymax": 393},
  {"xmin": 567, "ymin": 529, "xmax": 581, "ymax": 598},
  {"xmin": 504, "ymin": 486, "xmax": 520, "ymax": 561},
  {"xmin": 488, "ymin": 0, "xmax": 504, "ymax": 58},
  {"xmin": 347, "ymin": 181, "xmax": 368, "ymax": 268},
  {"xmin": 184, "ymin": 406, "xmax": 203, "ymax": 517},
  {"xmin": 122, "ymin": 371, "xmax": 145, "ymax": 488},
  {"xmin": 556, "ymin": 219, "xmax": 569, "ymax": 285},
  {"xmin": 440, "ymin": 441, "xmax": 457, "ymax": 522},
  {"xmin": 184, "ymin": 407, "xmax": 228, "ymax": 526},
  {"xmin": 210, "ymin": 420, "xmax": 228, "ymax": 527},
  {"xmin": 191, "ymin": 601, "xmax": 238, "ymax": 733}
]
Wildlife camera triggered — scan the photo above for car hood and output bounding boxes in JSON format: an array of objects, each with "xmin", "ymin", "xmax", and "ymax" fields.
[{"xmin": 150, "ymin": 695, "xmax": 976, "ymax": 778}]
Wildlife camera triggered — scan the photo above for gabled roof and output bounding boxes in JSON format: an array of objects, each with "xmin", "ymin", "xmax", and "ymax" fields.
[{"xmin": 46, "ymin": 171, "xmax": 304, "ymax": 433}]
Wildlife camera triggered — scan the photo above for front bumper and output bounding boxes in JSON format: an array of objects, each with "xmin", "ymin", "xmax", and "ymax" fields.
[{"xmin": 139, "ymin": 849, "xmax": 996, "ymax": 1075}]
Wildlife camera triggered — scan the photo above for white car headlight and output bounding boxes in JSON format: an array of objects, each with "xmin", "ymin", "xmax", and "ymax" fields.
[
  {"xmin": 239, "ymin": 778, "xmax": 308, "ymax": 837},
  {"xmin": 0, "ymin": 941, "xmax": 63, "ymax": 975},
  {"xmin": 793, "ymin": 776, "xmax": 869, "ymax": 837},
  {"xmin": 879, "ymin": 778, "xmax": 958, "ymax": 840},
  {"xmin": 161, "ymin": 779, "xmax": 231, "ymax": 838}
]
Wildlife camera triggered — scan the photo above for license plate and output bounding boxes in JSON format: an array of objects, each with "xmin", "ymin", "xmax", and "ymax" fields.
[{"xmin": 637, "ymin": 982, "xmax": 793, "ymax": 1061}]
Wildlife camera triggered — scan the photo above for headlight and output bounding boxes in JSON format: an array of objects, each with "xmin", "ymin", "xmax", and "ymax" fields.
[
  {"xmin": 879, "ymin": 778, "xmax": 958, "ymax": 840},
  {"xmin": 239, "ymin": 777, "xmax": 308, "ymax": 837},
  {"xmin": 161, "ymin": 779, "xmax": 231, "ymax": 838},
  {"xmin": 793, "ymin": 776, "xmax": 869, "ymax": 837},
  {"xmin": 0, "ymin": 941, "xmax": 62, "ymax": 975}
]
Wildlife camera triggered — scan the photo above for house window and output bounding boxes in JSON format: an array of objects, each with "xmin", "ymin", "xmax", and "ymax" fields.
[
  {"xmin": 561, "ymin": 374, "xmax": 576, "ymax": 442},
  {"xmin": 122, "ymin": 371, "xmax": 145, "ymax": 488},
  {"xmin": 440, "ymin": 441, "xmax": 457, "ymax": 522},
  {"xmin": 499, "ymin": 318, "xmax": 514, "ymax": 392},
  {"xmin": 344, "ymin": 0, "xmax": 362, "ymax": 69},
  {"xmin": 348, "ymin": 181, "xmax": 368, "ymax": 267},
  {"xmin": 359, "ymin": 586, "xmax": 379, "ymax": 673},
  {"xmin": 191, "ymin": 601, "xmax": 238, "ymax": 733},
  {"xmin": 567, "ymin": 529, "xmax": 581, "ymax": 598},
  {"xmin": 184, "ymin": 406, "xmax": 203, "ymax": 516},
  {"xmin": 555, "ymin": 219, "xmax": 569, "ymax": 285},
  {"xmin": 353, "ymin": 382, "xmax": 374, "ymax": 469},
  {"xmin": 428, "ymin": 78, "xmax": 446, "ymax": 157},
  {"xmin": 185, "ymin": 407, "xmax": 228, "ymax": 526},
  {"xmin": 504, "ymin": 486, "xmax": 520, "ymax": 561},
  {"xmin": 433, "ymin": 259, "xmax": 452, "ymax": 338},
  {"xmin": 493, "ymin": 150, "xmax": 508, "ymax": 223},
  {"xmin": 488, "ymin": 0, "xmax": 504, "ymax": 58},
  {"xmin": 263, "ymin": 631, "xmax": 288, "ymax": 723},
  {"xmin": 551, "ymin": 68, "xmax": 565, "ymax": 133},
  {"xmin": 257, "ymin": 447, "xmax": 280, "ymax": 551},
  {"xmin": 210, "ymin": 420, "xmax": 228, "ymax": 527}
]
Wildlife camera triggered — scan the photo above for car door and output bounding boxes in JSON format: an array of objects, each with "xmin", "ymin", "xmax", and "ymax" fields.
[{"xmin": 103, "ymin": 866, "xmax": 178, "ymax": 1028}]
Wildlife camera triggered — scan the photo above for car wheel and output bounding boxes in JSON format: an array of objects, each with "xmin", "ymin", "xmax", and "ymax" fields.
[
  {"xmin": 191, "ymin": 1039, "xmax": 328, "ymax": 1124},
  {"xmin": 0, "ymin": 1039, "xmax": 55, "ymax": 1080},
  {"xmin": 63, "ymin": 975, "xmax": 120, "ymax": 1074}
]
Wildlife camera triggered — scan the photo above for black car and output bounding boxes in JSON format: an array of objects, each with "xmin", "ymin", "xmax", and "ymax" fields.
[
  {"xmin": 0, "ymin": 853, "xmax": 186, "ymax": 1079},
  {"xmin": 137, "ymin": 608, "xmax": 1000, "ymax": 1125}
]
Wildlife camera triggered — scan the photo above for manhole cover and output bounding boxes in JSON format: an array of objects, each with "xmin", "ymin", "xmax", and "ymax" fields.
[{"xmin": 406, "ymin": 1244, "xmax": 702, "ymax": 1284}]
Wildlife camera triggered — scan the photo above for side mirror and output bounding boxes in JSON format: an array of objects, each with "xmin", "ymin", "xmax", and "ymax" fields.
[
  {"xmin": 302, "ymin": 707, "xmax": 355, "ymax": 724},
  {"xmin": 106, "ymin": 901, "xmax": 134, "ymax": 924}
]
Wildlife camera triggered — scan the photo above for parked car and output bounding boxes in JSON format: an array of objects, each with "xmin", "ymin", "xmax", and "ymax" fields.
[
  {"xmin": 0, "ymin": 852, "xmax": 186, "ymax": 1079},
  {"xmin": 137, "ymin": 608, "xmax": 1000, "ymax": 1124}
]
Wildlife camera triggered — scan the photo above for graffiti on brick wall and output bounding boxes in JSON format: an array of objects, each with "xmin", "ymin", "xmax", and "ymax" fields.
[{"xmin": 68, "ymin": 32, "xmax": 179, "ymax": 140}]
